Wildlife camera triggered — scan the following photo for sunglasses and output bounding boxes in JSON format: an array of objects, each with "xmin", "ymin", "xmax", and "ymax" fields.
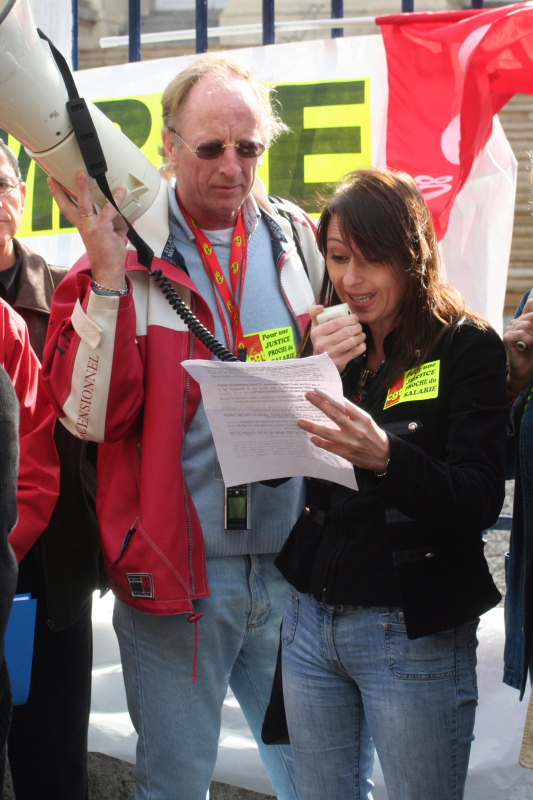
[{"xmin": 169, "ymin": 128, "xmax": 265, "ymax": 160}]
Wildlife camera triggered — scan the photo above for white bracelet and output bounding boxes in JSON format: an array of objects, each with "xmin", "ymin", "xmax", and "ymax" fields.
[{"xmin": 91, "ymin": 279, "xmax": 128, "ymax": 296}]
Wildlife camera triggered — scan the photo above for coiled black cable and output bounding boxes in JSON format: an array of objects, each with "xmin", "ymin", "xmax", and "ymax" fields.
[{"xmin": 148, "ymin": 268, "xmax": 238, "ymax": 362}]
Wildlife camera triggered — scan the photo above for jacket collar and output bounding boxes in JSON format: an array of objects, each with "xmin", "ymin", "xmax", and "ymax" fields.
[
  {"xmin": 12, "ymin": 239, "xmax": 54, "ymax": 316},
  {"xmin": 383, "ymin": 325, "xmax": 402, "ymax": 357}
]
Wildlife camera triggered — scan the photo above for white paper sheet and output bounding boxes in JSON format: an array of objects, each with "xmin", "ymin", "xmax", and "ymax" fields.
[{"xmin": 182, "ymin": 353, "xmax": 357, "ymax": 491}]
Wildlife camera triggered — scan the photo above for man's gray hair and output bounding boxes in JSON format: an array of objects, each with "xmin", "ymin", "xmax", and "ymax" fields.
[
  {"xmin": 0, "ymin": 139, "xmax": 21, "ymax": 180},
  {"xmin": 161, "ymin": 55, "xmax": 288, "ymax": 152}
]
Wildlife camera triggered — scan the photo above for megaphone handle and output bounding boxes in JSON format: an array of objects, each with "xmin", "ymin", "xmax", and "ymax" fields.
[{"xmin": 36, "ymin": 29, "xmax": 238, "ymax": 363}]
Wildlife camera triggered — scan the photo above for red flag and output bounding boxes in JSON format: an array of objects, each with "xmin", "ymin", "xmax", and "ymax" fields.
[{"xmin": 377, "ymin": 4, "xmax": 533, "ymax": 240}]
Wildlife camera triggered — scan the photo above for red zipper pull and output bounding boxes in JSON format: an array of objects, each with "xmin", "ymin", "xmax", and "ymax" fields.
[{"xmin": 188, "ymin": 612, "xmax": 203, "ymax": 683}]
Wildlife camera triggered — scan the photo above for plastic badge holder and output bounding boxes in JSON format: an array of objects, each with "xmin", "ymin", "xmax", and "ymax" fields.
[{"xmin": 5, "ymin": 593, "xmax": 37, "ymax": 705}]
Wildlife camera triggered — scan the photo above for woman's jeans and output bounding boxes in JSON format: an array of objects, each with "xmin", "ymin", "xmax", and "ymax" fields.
[{"xmin": 281, "ymin": 589, "xmax": 479, "ymax": 800}]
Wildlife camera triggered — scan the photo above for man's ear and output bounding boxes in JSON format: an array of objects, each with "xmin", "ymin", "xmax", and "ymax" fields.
[
  {"xmin": 19, "ymin": 181, "xmax": 26, "ymax": 210},
  {"xmin": 162, "ymin": 129, "xmax": 179, "ymax": 171}
]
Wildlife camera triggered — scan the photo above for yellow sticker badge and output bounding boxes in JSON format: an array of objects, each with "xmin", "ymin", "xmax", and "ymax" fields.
[
  {"xmin": 384, "ymin": 360, "xmax": 440, "ymax": 409},
  {"xmin": 244, "ymin": 326, "xmax": 297, "ymax": 361}
]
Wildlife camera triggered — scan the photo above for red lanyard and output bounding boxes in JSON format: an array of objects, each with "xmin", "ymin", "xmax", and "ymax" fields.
[{"xmin": 178, "ymin": 196, "xmax": 248, "ymax": 357}]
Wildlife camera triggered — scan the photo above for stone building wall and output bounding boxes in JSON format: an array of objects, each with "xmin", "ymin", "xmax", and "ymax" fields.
[{"xmin": 498, "ymin": 95, "xmax": 533, "ymax": 318}]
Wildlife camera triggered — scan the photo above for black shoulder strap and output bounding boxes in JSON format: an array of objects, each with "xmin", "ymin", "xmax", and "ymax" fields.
[{"xmin": 268, "ymin": 195, "xmax": 309, "ymax": 280}]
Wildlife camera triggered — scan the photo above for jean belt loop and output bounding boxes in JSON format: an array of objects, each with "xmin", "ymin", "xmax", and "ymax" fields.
[{"xmin": 381, "ymin": 606, "xmax": 391, "ymax": 616}]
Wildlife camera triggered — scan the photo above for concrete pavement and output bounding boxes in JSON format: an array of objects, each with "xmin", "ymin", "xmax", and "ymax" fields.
[{"xmin": 3, "ymin": 754, "xmax": 275, "ymax": 799}]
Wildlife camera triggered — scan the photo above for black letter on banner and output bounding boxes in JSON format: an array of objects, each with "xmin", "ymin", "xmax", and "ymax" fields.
[{"xmin": 32, "ymin": 165, "xmax": 53, "ymax": 232}]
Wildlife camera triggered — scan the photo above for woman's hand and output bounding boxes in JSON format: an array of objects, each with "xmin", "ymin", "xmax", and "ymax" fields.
[
  {"xmin": 48, "ymin": 171, "xmax": 128, "ymax": 291},
  {"xmin": 298, "ymin": 391, "xmax": 390, "ymax": 473},
  {"xmin": 503, "ymin": 297, "xmax": 533, "ymax": 394},
  {"xmin": 309, "ymin": 304, "xmax": 366, "ymax": 373}
]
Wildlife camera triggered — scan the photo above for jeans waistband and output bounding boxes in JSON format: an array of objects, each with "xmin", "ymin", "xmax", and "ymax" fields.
[{"xmin": 320, "ymin": 602, "xmax": 402, "ymax": 616}]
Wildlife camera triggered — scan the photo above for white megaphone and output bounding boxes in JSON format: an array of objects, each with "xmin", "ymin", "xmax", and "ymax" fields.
[{"xmin": 0, "ymin": 0, "xmax": 160, "ymax": 225}]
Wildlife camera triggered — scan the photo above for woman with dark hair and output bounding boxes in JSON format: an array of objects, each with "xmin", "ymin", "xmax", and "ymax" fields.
[{"xmin": 275, "ymin": 167, "xmax": 509, "ymax": 800}]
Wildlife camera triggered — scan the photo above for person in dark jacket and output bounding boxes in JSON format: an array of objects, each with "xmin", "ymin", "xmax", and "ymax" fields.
[
  {"xmin": 275, "ymin": 167, "xmax": 509, "ymax": 800},
  {"xmin": 502, "ymin": 288, "xmax": 533, "ymax": 764},
  {"xmin": 0, "ymin": 365, "xmax": 19, "ymax": 800},
  {"xmin": 0, "ymin": 140, "xmax": 105, "ymax": 800}
]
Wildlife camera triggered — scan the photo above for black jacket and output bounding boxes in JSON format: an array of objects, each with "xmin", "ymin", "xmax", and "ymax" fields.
[
  {"xmin": 276, "ymin": 322, "xmax": 508, "ymax": 639},
  {"xmin": 0, "ymin": 365, "xmax": 18, "ymax": 652}
]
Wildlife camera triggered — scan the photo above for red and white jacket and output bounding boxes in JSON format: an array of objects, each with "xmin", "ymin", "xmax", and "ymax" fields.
[
  {"xmin": 0, "ymin": 299, "xmax": 60, "ymax": 561},
  {"xmin": 42, "ymin": 180, "xmax": 323, "ymax": 615}
]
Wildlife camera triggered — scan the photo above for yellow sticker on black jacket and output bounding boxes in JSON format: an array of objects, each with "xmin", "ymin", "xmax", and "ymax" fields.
[{"xmin": 384, "ymin": 360, "xmax": 440, "ymax": 409}]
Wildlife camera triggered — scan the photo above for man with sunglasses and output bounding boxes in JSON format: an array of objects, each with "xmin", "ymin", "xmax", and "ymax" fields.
[{"xmin": 45, "ymin": 55, "xmax": 326, "ymax": 800}]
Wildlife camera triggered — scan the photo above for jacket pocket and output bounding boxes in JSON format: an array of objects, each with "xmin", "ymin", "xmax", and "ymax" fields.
[
  {"xmin": 391, "ymin": 546, "xmax": 435, "ymax": 566},
  {"xmin": 383, "ymin": 621, "xmax": 456, "ymax": 680},
  {"xmin": 108, "ymin": 518, "xmax": 139, "ymax": 568},
  {"xmin": 381, "ymin": 420, "xmax": 423, "ymax": 436}
]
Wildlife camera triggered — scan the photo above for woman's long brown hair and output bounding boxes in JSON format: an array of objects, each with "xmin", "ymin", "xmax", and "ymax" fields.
[{"xmin": 309, "ymin": 168, "xmax": 487, "ymax": 387}]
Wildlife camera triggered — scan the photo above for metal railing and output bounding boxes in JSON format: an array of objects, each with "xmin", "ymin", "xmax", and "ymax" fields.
[
  {"xmin": 100, "ymin": 17, "xmax": 381, "ymax": 50},
  {"xmin": 71, "ymin": 0, "xmax": 487, "ymax": 68},
  {"xmin": 71, "ymin": 0, "xmax": 79, "ymax": 70}
]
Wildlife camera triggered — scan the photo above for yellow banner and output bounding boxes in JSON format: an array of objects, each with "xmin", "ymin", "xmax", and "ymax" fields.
[{"xmin": 3, "ymin": 79, "xmax": 371, "ymax": 237}]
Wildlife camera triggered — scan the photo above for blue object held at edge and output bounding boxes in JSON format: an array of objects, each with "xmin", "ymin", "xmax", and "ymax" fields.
[{"xmin": 5, "ymin": 593, "xmax": 37, "ymax": 705}]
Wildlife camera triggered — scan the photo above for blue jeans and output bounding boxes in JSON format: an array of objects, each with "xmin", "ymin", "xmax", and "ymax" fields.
[
  {"xmin": 113, "ymin": 554, "xmax": 296, "ymax": 800},
  {"xmin": 281, "ymin": 590, "xmax": 479, "ymax": 800}
]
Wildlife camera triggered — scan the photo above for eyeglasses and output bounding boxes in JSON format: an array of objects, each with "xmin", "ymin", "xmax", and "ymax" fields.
[
  {"xmin": 168, "ymin": 128, "xmax": 265, "ymax": 160},
  {"xmin": 0, "ymin": 177, "xmax": 21, "ymax": 197}
]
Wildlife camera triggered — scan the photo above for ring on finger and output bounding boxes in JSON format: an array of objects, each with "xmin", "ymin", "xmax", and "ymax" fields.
[
  {"xmin": 80, "ymin": 211, "xmax": 96, "ymax": 218},
  {"xmin": 517, "ymin": 341, "xmax": 527, "ymax": 352}
]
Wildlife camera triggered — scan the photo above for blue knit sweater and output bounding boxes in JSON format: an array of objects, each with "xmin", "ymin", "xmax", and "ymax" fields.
[{"xmin": 169, "ymin": 182, "xmax": 305, "ymax": 558}]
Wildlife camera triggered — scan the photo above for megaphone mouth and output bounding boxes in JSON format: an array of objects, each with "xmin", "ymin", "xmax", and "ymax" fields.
[{"xmin": 0, "ymin": 1, "xmax": 17, "ymax": 26}]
